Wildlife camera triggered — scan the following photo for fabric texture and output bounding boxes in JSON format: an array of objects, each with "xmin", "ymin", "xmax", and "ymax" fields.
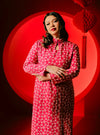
[{"xmin": 23, "ymin": 37, "xmax": 80, "ymax": 135}]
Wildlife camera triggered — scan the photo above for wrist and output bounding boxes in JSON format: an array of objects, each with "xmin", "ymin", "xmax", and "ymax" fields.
[
  {"xmin": 46, "ymin": 65, "xmax": 49, "ymax": 72},
  {"xmin": 47, "ymin": 73, "xmax": 51, "ymax": 80}
]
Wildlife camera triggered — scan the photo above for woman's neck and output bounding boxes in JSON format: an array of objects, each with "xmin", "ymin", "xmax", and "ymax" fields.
[
  {"xmin": 53, "ymin": 36, "xmax": 60, "ymax": 40},
  {"xmin": 52, "ymin": 34, "xmax": 60, "ymax": 39}
]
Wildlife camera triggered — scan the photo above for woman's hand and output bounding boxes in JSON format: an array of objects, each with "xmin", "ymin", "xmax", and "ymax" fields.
[
  {"xmin": 36, "ymin": 73, "xmax": 51, "ymax": 82},
  {"xmin": 46, "ymin": 65, "xmax": 68, "ymax": 79}
]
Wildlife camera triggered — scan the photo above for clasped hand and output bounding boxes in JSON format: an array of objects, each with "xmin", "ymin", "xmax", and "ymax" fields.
[{"xmin": 34, "ymin": 65, "xmax": 68, "ymax": 81}]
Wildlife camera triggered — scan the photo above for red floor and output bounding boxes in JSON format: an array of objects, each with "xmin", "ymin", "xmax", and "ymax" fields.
[{"xmin": 0, "ymin": 113, "xmax": 100, "ymax": 135}]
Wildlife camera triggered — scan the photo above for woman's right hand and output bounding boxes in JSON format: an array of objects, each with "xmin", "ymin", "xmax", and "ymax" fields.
[{"xmin": 46, "ymin": 65, "xmax": 68, "ymax": 79}]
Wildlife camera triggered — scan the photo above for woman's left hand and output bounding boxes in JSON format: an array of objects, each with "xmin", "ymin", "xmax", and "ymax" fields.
[{"xmin": 36, "ymin": 73, "xmax": 51, "ymax": 81}]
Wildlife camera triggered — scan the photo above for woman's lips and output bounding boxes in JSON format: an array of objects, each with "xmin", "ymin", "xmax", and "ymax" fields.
[{"xmin": 51, "ymin": 28, "xmax": 56, "ymax": 31}]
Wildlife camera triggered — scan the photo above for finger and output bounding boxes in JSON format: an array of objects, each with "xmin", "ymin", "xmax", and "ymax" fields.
[
  {"xmin": 59, "ymin": 68, "xmax": 66, "ymax": 72},
  {"xmin": 64, "ymin": 72, "xmax": 68, "ymax": 76},
  {"xmin": 59, "ymin": 69, "xmax": 68, "ymax": 76},
  {"xmin": 60, "ymin": 73, "xmax": 66, "ymax": 79},
  {"xmin": 58, "ymin": 70, "xmax": 67, "ymax": 75},
  {"xmin": 59, "ymin": 73, "xmax": 65, "ymax": 79},
  {"xmin": 58, "ymin": 69, "xmax": 66, "ymax": 75},
  {"xmin": 56, "ymin": 72, "xmax": 65, "ymax": 79},
  {"xmin": 55, "ymin": 72, "xmax": 61, "ymax": 77},
  {"xmin": 57, "ymin": 70, "xmax": 66, "ymax": 78}
]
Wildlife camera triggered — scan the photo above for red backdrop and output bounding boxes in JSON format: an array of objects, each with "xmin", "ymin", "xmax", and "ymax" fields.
[{"xmin": 0, "ymin": 0, "xmax": 100, "ymax": 135}]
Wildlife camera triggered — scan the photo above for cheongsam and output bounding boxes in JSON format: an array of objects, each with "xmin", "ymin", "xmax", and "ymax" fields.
[{"xmin": 23, "ymin": 37, "xmax": 80, "ymax": 135}]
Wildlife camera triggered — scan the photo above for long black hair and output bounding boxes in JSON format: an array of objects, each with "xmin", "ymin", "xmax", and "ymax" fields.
[{"xmin": 42, "ymin": 11, "xmax": 69, "ymax": 48}]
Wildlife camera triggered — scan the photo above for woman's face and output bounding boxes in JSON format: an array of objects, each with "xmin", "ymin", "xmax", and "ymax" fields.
[{"xmin": 45, "ymin": 15, "xmax": 61, "ymax": 38}]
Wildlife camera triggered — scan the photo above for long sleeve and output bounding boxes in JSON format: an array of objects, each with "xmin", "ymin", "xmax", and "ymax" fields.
[
  {"xmin": 23, "ymin": 40, "xmax": 47, "ymax": 76},
  {"xmin": 49, "ymin": 44, "xmax": 80, "ymax": 84}
]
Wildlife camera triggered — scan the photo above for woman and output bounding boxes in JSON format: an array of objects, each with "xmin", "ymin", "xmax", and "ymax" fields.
[{"xmin": 23, "ymin": 11, "xmax": 80, "ymax": 135}]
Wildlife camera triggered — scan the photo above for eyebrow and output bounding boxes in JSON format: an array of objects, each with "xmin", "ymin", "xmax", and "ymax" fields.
[{"xmin": 46, "ymin": 18, "xmax": 57, "ymax": 23}]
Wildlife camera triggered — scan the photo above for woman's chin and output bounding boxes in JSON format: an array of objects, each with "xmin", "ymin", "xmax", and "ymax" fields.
[{"xmin": 51, "ymin": 33, "xmax": 59, "ymax": 38}]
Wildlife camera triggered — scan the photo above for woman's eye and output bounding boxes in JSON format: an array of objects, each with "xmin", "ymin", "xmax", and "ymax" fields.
[
  {"xmin": 46, "ymin": 20, "xmax": 57, "ymax": 25},
  {"xmin": 54, "ymin": 20, "xmax": 57, "ymax": 22}
]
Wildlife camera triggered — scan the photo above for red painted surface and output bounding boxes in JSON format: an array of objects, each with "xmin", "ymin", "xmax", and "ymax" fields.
[{"xmin": 3, "ymin": 11, "xmax": 99, "ymax": 105}]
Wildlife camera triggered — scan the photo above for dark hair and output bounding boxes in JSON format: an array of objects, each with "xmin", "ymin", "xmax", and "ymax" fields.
[{"xmin": 42, "ymin": 11, "xmax": 69, "ymax": 48}]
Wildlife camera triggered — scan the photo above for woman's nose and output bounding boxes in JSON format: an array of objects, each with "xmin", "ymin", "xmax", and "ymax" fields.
[{"xmin": 50, "ymin": 22, "xmax": 54, "ymax": 27}]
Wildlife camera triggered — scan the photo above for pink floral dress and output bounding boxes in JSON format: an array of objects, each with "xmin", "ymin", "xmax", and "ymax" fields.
[{"xmin": 23, "ymin": 37, "xmax": 80, "ymax": 135}]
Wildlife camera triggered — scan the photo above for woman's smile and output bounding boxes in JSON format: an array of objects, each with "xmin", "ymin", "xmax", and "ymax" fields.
[{"xmin": 51, "ymin": 28, "xmax": 56, "ymax": 31}]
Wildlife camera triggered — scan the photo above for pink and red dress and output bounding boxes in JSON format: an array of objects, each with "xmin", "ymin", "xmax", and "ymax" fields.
[{"xmin": 23, "ymin": 37, "xmax": 80, "ymax": 135}]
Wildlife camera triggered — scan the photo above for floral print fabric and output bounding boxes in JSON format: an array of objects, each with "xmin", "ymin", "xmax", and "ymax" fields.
[{"xmin": 23, "ymin": 37, "xmax": 80, "ymax": 135}]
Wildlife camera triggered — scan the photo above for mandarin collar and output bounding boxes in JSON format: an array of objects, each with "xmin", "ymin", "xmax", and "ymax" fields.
[{"xmin": 53, "ymin": 37, "xmax": 63, "ymax": 44}]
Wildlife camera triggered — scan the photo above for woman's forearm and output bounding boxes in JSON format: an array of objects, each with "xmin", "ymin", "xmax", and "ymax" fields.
[
  {"xmin": 32, "ymin": 73, "xmax": 40, "ymax": 77},
  {"xmin": 32, "ymin": 73, "xmax": 51, "ymax": 81}
]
